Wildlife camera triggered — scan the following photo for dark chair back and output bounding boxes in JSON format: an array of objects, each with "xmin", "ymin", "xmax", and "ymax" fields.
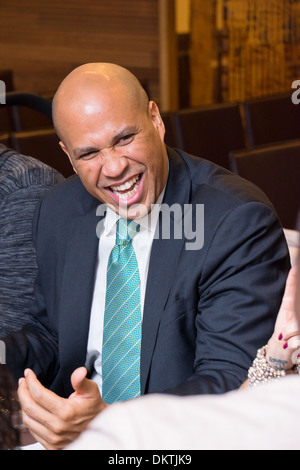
[
  {"xmin": 10, "ymin": 129, "xmax": 74, "ymax": 178},
  {"xmin": 0, "ymin": 133, "xmax": 10, "ymax": 147},
  {"xmin": 229, "ymin": 140, "xmax": 300, "ymax": 229},
  {"xmin": 243, "ymin": 93, "xmax": 300, "ymax": 147},
  {"xmin": 1, "ymin": 92, "xmax": 73, "ymax": 177},
  {"xmin": 161, "ymin": 112, "xmax": 181, "ymax": 148},
  {"xmin": 173, "ymin": 102, "xmax": 246, "ymax": 169},
  {"xmin": 3, "ymin": 92, "xmax": 53, "ymax": 131}
]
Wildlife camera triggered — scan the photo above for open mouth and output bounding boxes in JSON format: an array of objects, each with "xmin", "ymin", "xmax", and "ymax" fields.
[{"xmin": 109, "ymin": 174, "xmax": 142, "ymax": 201}]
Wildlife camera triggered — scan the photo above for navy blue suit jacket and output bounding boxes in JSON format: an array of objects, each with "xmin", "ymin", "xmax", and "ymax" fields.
[{"xmin": 3, "ymin": 148, "xmax": 290, "ymax": 397}]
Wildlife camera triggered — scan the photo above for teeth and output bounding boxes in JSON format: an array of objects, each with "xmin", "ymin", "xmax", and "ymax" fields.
[
  {"xmin": 112, "ymin": 175, "xmax": 139, "ymax": 192},
  {"xmin": 111, "ymin": 175, "xmax": 140, "ymax": 199}
]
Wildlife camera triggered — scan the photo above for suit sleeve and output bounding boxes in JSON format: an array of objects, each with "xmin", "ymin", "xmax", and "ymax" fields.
[
  {"xmin": 1, "ymin": 197, "xmax": 60, "ymax": 387},
  {"xmin": 168, "ymin": 201, "xmax": 290, "ymax": 395}
]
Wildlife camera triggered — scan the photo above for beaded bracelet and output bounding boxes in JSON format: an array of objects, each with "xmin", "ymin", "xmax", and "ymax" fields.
[{"xmin": 248, "ymin": 345, "xmax": 300, "ymax": 387}]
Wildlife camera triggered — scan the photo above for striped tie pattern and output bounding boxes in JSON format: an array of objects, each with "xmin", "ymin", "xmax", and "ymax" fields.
[{"xmin": 102, "ymin": 218, "xmax": 142, "ymax": 404}]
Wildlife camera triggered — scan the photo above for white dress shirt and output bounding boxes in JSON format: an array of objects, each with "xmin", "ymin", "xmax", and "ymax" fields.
[{"xmin": 85, "ymin": 192, "xmax": 164, "ymax": 393}]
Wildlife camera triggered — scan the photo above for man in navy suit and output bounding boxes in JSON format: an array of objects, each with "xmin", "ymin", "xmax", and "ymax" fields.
[{"xmin": 3, "ymin": 63, "xmax": 289, "ymax": 449}]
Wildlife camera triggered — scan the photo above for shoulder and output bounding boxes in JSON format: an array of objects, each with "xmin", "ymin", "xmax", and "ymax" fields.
[
  {"xmin": 32, "ymin": 174, "xmax": 100, "ymax": 244},
  {"xmin": 38, "ymin": 173, "xmax": 98, "ymax": 217},
  {"xmin": 0, "ymin": 146, "xmax": 64, "ymax": 198},
  {"xmin": 173, "ymin": 148, "xmax": 274, "ymax": 210},
  {"xmin": 32, "ymin": 174, "xmax": 100, "ymax": 253}
]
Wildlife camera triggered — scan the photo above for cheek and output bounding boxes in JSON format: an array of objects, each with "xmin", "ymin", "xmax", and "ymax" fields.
[
  {"xmin": 75, "ymin": 161, "xmax": 101, "ymax": 183},
  {"xmin": 74, "ymin": 166, "xmax": 107, "ymax": 199}
]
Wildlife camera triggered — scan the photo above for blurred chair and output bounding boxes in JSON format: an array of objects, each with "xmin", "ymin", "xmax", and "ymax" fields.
[
  {"xmin": 229, "ymin": 140, "xmax": 300, "ymax": 230},
  {"xmin": 243, "ymin": 93, "xmax": 300, "ymax": 147},
  {"xmin": 173, "ymin": 102, "xmax": 246, "ymax": 169},
  {"xmin": 10, "ymin": 128, "xmax": 74, "ymax": 178},
  {"xmin": 1, "ymin": 91, "xmax": 52, "ymax": 133},
  {"xmin": 1, "ymin": 91, "xmax": 74, "ymax": 177},
  {"xmin": 14, "ymin": 105, "xmax": 53, "ymax": 132},
  {"xmin": 4, "ymin": 92, "xmax": 52, "ymax": 115},
  {"xmin": 161, "ymin": 112, "xmax": 181, "ymax": 148},
  {"xmin": 0, "ymin": 133, "xmax": 11, "ymax": 147},
  {"xmin": 10, "ymin": 91, "xmax": 54, "ymax": 131},
  {"xmin": 0, "ymin": 69, "xmax": 15, "ymax": 92},
  {"xmin": 0, "ymin": 70, "xmax": 15, "ymax": 133}
]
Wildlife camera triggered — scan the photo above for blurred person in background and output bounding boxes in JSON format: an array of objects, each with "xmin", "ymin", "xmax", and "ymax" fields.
[{"xmin": 0, "ymin": 144, "xmax": 64, "ymax": 336}]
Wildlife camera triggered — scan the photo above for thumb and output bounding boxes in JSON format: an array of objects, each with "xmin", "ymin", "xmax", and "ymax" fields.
[{"xmin": 70, "ymin": 367, "xmax": 97, "ymax": 397}]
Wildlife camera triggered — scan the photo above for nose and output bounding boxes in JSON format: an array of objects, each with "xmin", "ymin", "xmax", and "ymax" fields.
[{"xmin": 101, "ymin": 151, "xmax": 129, "ymax": 179}]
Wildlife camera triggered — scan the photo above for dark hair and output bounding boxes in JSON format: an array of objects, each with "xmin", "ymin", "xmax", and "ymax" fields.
[{"xmin": 0, "ymin": 365, "xmax": 21, "ymax": 450}]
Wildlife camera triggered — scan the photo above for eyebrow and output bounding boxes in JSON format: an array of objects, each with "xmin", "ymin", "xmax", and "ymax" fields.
[
  {"xmin": 73, "ymin": 146, "xmax": 98, "ymax": 159},
  {"xmin": 72, "ymin": 126, "xmax": 140, "ymax": 159}
]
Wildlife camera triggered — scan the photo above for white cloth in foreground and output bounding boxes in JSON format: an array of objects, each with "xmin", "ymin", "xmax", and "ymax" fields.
[{"xmin": 66, "ymin": 375, "xmax": 300, "ymax": 450}]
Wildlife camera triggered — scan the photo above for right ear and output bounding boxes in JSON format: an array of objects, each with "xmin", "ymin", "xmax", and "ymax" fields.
[
  {"xmin": 148, "ymin": 101, "xmax": 165, "ymax": 142},
  {"xmin": 59, "ymin": 141, "xmax": 78, "ymax": 174}
]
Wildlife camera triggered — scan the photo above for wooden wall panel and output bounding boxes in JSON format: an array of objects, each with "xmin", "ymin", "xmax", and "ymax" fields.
[
  {"xmin": 0, "ymin": 0, "xmax": 160, "ymax": 101},
  {"xmin": 190, "ymin": 0, "xmax": 300, "ymax": 105}
]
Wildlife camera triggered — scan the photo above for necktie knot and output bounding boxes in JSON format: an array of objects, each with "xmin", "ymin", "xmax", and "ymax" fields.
[{"xmin": 116, "ymin": 218, "xmax": 140, "ymax": 246}]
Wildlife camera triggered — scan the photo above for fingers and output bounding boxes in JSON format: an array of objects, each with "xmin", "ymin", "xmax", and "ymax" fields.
[
  {"xmin": 20, "ymin": 403, "xmax": 77, "ymax": 450},
  {"xmin": 18, "ymin": 368, "xmax": 107, "ymax": 450},
  {"xmin": 278, "ymin": 333, "xmax": 300, "ymax": 351},
  {"xmin": 18, "ymin": 369, "xmax": 82, "ymax": 450},
  {"xmin": 18, "ymin": 374, "xmax": 64, "ymax": 449},
  {"xmin": 19, "ymin": 369, "xmax": 66, "ymax": 414},
  {"xmin": 70, "ymin": 367, "xmax": 93, "ymax": 395},
  {"xmin": 69, "ymin": 367, "xmax": 108, "ymax": 413},
  {"xmin": 281, "ymin": 267, "xmax": 298, "ymax": 315},
  {"xmin": 274, "ymin": 267, "xmax": 299, "ymax": 339},
  {"xmin": 70, "ymin": 367, "xmax": 100, "ymax": 399}
]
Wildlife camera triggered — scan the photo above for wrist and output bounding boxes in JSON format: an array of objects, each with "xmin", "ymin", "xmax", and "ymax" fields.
[
  {"xmin": 248, "ymin": 345, "xmax": 286, "ymax": 387},
  {"xmin": 248, "ymin": 345, "xmax": 300, "ymax": 387}
]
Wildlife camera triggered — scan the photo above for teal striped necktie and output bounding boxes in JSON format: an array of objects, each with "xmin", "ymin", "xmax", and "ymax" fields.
[{"xmin": 102, "ymin": 218, "xmax": 142, "ymax": 404}]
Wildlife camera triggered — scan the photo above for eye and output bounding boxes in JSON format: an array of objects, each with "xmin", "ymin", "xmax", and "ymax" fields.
[
  {"xmin": 79, "ymin": 150, "xmax": 98, "ymax": 160},
  {"xmin": 118, "ymin": 133, "xmax": 136, "ymax": 146}
]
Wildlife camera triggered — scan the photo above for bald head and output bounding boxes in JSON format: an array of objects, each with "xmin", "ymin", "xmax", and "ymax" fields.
[{"xmin": 52, "ymin": 63, "xmax": 149, "ymax": 142}]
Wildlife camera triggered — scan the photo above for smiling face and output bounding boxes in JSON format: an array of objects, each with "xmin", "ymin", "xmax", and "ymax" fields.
[{"xmin": 53, "ymin": 64, "xmax": 169, "ymax": 219}]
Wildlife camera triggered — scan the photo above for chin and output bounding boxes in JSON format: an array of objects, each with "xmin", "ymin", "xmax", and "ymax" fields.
[
  {"xmin": 129, "ymin": 204, "xmax": 150, "ymax": 220},
  {"xmin": 119, "ymin": 202, "xmax": 150, "ymax": 220}
]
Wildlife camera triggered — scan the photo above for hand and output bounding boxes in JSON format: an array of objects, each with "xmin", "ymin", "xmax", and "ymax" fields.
[
  {"xmin": 266, "ymin": 267, "xmax": 300, "ymax": 371},
  {"xmin": 18, "ymin": 367, "xmax": 108, "ymax": 450}
]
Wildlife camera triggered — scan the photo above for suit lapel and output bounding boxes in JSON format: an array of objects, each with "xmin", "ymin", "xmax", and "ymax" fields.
[
  {"xmin": 59, "ymin": 198, "xmax": 104, "ymax": 386},
  {"xmin": 140, "ymin": 148, "xmax": 192, "ymax": 393}
]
